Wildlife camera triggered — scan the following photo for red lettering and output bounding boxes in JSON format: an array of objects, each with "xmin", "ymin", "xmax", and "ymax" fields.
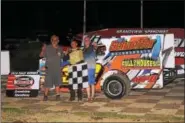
[
  {"xmin": 132, "ymin": 75, "xmax": 159, "ymax": 83},
  {"xmin": 110, "ymin": 41, "xmax": 119, "ymax": 51}
]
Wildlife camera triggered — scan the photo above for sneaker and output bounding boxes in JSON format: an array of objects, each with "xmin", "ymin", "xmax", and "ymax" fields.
[
  {"xmin": 43, "ymin": 95, "xmax": 48, "ymax": 101},
  {"xmin": 56, "ymin": 95, "xmax": 60, "ymax": 101}
]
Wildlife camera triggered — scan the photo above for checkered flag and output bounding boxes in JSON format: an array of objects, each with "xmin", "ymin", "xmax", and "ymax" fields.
[{"xmin": 68, "ymin": 62, "xmax": 89, "ymax": 90}]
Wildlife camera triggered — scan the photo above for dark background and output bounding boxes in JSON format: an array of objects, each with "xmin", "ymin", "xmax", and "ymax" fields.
[
  {"xmin": 1, "ymin": 1, "xmax": 184, "ymax": 71},
  {"xmin": 2, "ymin": 1, "xmax": 184, "ymax": 44}
]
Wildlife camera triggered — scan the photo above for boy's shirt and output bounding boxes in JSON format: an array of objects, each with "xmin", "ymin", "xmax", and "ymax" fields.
[{"xmin": 69, "ymin": 48, "xmax": 84, "ymax": 65}]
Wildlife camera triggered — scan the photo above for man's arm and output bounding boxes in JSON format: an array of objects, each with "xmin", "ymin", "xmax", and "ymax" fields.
[
  {"xmin": 39, "ymin": 44, "xmax": 46, "ymax": 58},
  {"xmin": 60, "ymin": 46, "xmax": 64, "ymax": 59}
]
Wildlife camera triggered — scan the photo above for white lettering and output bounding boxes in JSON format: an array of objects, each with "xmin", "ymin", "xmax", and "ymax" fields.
[
  {"xmin": 18, "ymin": 72, "xmax": 27, "ymax": 75},
  {"xmin": 14, "ymin": 94, "xmax": 30, "ymax": 97},
  {"xmin": 11, "ymin": 72, "xmax": 38, "ymax": 75},
  {"xmin": 144, "ymin": 30, "xmax": 168, "ymax": 34},
  {"xmin": 15, "ymin": 90, "xmax": 30, "ymax": 93},
  {"xmin": 26, "ymin": 72, "xmax": 38, "ymax": 75},
  {"xmin": 175, "ymin": 52, "xmax": 184, "ymax": 57},
  {"xmin": 117, "ymin": 30, "xmax": 143, "ymax": 34},
  {"xmin": 117, "ymin": 29, "xmax": 168, "ymax": 34}
]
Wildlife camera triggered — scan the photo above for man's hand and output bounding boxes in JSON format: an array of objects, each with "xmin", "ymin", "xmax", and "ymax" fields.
[
  {"xmin": 64, "ymin": 48, "xmax": 71, "ymax": 55},
  {"xmin": 92, "ymin": 42, "xmax": 97, "ymax": 49},
  {"xmin": 41, "ymin": 66, "xmax": 46, "ymax": 71},
  {"xmin": 63, "ymin": 51, "xmax": 68, "ymax": 55},
  {"xmin": 92, "ymin": 42, "xmax": 97, "ymax": 46}
]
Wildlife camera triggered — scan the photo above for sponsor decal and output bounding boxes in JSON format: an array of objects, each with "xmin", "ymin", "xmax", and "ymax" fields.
[
  {"xmin": 122, "ymin": 59, "xmax": 160, "ymax": 68},
  {"xmin": 14, "ymin": 76, "xmax": 34, "ymax": 88},
  {"xmin": 109, "ymin": 37, "xmax": 155, "ymax": 56},
  {"xmin": 132, "ymin": 74, "xmax": 158, "ymax": 83},
  {"xmin": 62, "ymin": 66, "xmax": 69, "ymax": 84},
  {"xmin": 110, "ymin": 37, "xmax": 155, "ymax": 51}
]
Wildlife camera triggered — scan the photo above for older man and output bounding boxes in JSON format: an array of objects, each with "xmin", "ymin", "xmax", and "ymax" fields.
[{"xmin": 40, "ymin": 35, "xmax": 63, "ymax": 101}]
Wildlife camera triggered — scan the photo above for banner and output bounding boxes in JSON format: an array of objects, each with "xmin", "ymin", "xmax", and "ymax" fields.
[{"xmin": 6, "ymin": 72, "xmax": 40, "ymax": 97}]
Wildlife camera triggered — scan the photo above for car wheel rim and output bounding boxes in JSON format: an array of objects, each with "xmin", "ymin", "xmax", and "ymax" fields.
[{"xmin": 107, "ymin": 80, "xmax": 123, "ymax": 96}]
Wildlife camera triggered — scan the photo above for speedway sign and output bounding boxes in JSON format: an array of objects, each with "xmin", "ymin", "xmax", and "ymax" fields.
[{"xmin": 6, "ymin": 72, "xmax": 40, "ymax": 97}]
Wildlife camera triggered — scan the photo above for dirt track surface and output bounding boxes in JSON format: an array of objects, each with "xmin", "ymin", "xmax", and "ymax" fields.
[{"xmin": 1, "ymin": 77, "xmax": 184, "ymax": 122}]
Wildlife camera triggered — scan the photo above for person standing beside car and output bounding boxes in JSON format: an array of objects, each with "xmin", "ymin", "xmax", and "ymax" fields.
[
  {"xmin": 39, "ymin": 35, "xmax": 63, "ymax": 101},
  {"xmin": 68, "ymin": 40, "xmax": 84, "ymax": 101},
  {"xmin": 83, "ymin": 36, "xmax": 97, "ymax": 102}
]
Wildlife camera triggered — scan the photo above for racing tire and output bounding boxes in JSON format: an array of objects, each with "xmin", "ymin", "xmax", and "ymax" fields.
[{"xmin": 103, "ymin": 74, "xmax": 130, "ymax": 99}]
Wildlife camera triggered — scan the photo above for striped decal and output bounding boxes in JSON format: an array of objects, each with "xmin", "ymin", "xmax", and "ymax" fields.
[
  {"xmin": 127, "ymin": 70, "xmax": 141, "ymax": 80},
  {"xmin": 178, "ymin": 39, "xmax": 184, "ymax": 47}
]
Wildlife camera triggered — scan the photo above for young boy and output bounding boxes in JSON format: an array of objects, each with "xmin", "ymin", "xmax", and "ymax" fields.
[{"xmin": 68, "ymin": 40, "xmax": 84, "ymax": 101}]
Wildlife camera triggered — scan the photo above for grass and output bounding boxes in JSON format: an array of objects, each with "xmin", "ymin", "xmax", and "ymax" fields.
[
  {"xmin": 3, "ymin": 107, "xmax": 26, "ymax": 113},
  {"xmin": 1, "ymin": 106, "xmax": 184, "ymax": 122},
  {"xmin": 73, "ymin": 111, "xmax": 184, "ymax": 122},
  {"xmin": 2, "ymin": 107, "xmax": 29, "ymax": 122}
]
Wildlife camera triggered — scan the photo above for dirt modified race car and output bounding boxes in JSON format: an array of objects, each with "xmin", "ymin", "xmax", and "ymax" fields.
[
  {"xmin": 39, "ymin": 28, "xmax": 183, "ymax": 99},
  {"xmin": 76, "ymin": 28, "xmax": 184, "ymax": 83}
]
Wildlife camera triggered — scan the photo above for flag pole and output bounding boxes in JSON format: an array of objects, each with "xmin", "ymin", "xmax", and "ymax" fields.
[
  {"xmin": 82, "ymin": 0, "xmax": 86, "ymax": 45},
  {"xmin": 140, "ymin": 0, "xmax": 143, "ymax": 29}
]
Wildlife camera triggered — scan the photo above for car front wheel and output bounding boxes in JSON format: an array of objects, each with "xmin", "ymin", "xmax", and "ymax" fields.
[{"xmin": 103, "ymin": 74, "xmax": 130, "ymax": 99}]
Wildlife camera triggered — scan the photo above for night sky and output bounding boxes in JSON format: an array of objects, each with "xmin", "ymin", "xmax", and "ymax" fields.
[{"xmin": 1, "ymin": 1, "xmax": 184, "ymax": 44}]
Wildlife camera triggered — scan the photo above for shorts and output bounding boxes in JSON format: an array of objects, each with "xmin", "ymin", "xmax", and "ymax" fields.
[
  {"xmin": 88, "ymin": 68, "xmax": 95, "ymax": 85},
  {"xmin": 44, "ymin": 70, "xmax": 62, "ymax": 88}
]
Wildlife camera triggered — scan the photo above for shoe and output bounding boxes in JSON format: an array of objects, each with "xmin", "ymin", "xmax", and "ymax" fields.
[
  {"xmin": 78, "ymin": 98, "xmax": 83, "ymax": 102},
  {"xmin": 43, "ymin": 95, "xmax": 48, "ymax": 101},
  {"xmin": 69, "ymin": 97, "xmax": 75, "ymax": 101},
  {"xmin": 56, "ymin": 95, "xmax": 60, "ymax": 101}
]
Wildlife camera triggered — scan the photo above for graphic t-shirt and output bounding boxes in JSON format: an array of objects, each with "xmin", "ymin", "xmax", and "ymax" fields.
[{"xmin": 69, "ymin": 48, "xmax": 84, "ymax": 65}]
